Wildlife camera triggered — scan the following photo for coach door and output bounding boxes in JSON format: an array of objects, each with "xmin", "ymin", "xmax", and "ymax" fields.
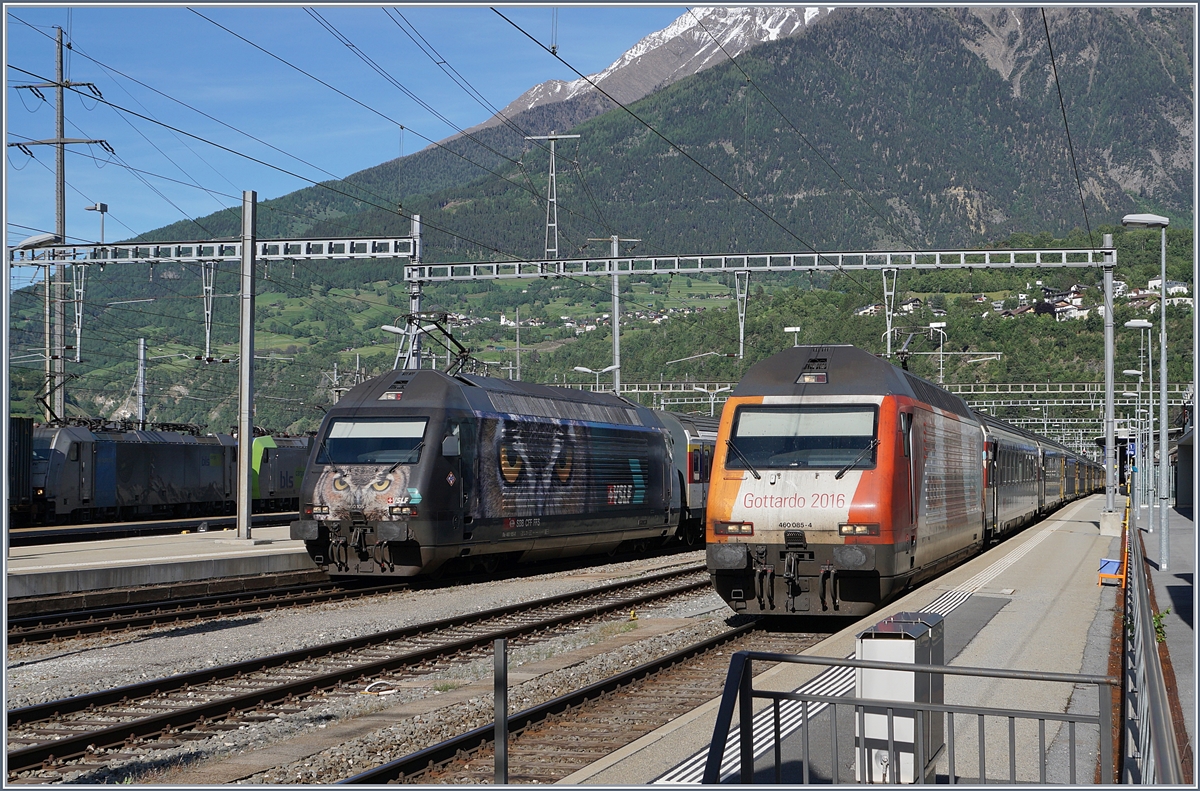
[
  {"xmin": 444, "ymin": 420, "xmax": 476, "ymax": 537},
  {"xmin": 898, "ymin": 410, "xmax": 917, "ymax": 529},
  {"xmin": 983, "ymin": 440, "xmax": 998, "ymax": 538}
]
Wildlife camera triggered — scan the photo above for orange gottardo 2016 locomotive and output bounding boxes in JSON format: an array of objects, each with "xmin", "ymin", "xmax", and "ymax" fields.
[{"xmin": 706, "ymin": 345, "xmax": 1101, "ymax": 618}]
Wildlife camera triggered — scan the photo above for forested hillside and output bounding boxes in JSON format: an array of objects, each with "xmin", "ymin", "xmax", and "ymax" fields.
[
  {"xmin": 9, "ymin": 7, "xmax": 1193, "ymax": 433},
  {"xmin": 9, "ymin": 226, "xmax": 1193, "ymax": 433},
  {"xmin": 139, "ymin": 7, "xmax": 1191, "ymax": 256}
]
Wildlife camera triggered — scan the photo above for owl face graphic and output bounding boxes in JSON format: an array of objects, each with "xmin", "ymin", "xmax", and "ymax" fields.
[
  {"xmin": 313, "ymin": 464, "xmax": 411, "ymax": 523},
  {"xmin": 480, "ymin": 418, "xmax": 588, "ymax": 517}
]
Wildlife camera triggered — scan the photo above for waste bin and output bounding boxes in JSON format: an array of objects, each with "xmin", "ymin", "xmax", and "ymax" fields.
[{"xmin": 855, "ymin": 611, "xmax": 945, "ymax": 783}]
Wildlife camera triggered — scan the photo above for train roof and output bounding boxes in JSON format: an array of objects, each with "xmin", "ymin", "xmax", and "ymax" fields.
[
  {"xmin": 973, "ymin": 410, "xmax": 1091, "ymax": 461},
  {"xmin": 664, "ymin": 412, "xmax": 721, "ymax": 434},
  {"xmin": 331, "ymin": 369, "xmax": 662, "ymax": 428},
  {"xmin": 733, "ymin": 345, "xmax": 975, "ymax": 421}
]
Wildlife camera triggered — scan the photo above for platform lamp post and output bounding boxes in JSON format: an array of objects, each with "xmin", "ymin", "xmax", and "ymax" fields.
[
  {"xmin": 784, "ymin": 326, "xmax": 801, "ymax": 347},
  {"xmin": 1124, "ymin": 367, "xmax": 1145, "ymax": 528},
  {"xmin": 574, "ymin": 364, "xmax": 619, "ymax": 393},
  {"xmin": 1125, "ymin": 319, "xmax": 1154, "ymax": 532},
  {"xmin": 1122, "ymin": 388, "xmax": 1142, "ymax": 524},
  {"xmin": 1122, "ymin": 214, "xmax": 1170, "ymax": 570}
]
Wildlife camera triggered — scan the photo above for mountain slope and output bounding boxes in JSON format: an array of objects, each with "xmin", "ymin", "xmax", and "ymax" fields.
[
  {"xmin": 139, "ymin": 6, "xmax": 1191, "ymax": 256},
  {"xmin": 475, "ymin": 7, "xmax": 828, "ymax": 129}
]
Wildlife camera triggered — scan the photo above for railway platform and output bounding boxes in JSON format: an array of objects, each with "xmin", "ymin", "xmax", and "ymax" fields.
[
  {"xmin": 562, "ymin": 493, "xmax": 1176, "ymax": 785},
  {"xmin": 1135, "ymin": 504, "xmax": 1195, "ymax": 761},
  {"xmin": 5, "ymin": 525, "xmax": 318, "ymax": 601}
]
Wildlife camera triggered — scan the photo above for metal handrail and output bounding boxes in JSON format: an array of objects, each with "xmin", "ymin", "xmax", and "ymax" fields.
[
  {"xmin": 1123, "ymin": 519, "xmax": 1185, "ymax": 783},
  {"xmin": 703, "ymin": 651, "xmax": 1117, "ymax": 784}
]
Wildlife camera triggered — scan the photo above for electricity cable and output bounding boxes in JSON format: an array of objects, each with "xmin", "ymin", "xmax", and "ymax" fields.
[
  {"xmin": 685, "ymin": 7, "xmax": 922, "ymax": 251},
  {"xmin": 490, "ymin": 8, "xmax": 878, "ymax": 300},
  {"xmin": 1040, "ymin": 9, "xmax": 1096, "ymax": 253}
]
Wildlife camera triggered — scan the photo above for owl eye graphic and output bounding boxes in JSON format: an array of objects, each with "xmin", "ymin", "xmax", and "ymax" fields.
[
  {"xmin": 371, "ymin": 478, "xmax": 391, "ymax": 492},
  {"xmin": 554, "ymin": 447, "xmax": 573, "ymax": 483},
  {"xmin": 332, "ymin": 476, "xmax": 349, "ymax": 491},
  {"xmin": 499, "ymin": 445, "xmax": 523, "ymax": 484}
]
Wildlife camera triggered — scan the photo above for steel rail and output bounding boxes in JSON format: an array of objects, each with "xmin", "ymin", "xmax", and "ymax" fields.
[
  {"xmin": 339, "ymin": 622, "xmax": 760, "ymax": 784},
  {"xmin": 6, "ymin": 565, "xmax": 706, "ymax": 773},
  {"xmin": 7, "ymin": 581, "xmax": 404, "ymax": 645}
]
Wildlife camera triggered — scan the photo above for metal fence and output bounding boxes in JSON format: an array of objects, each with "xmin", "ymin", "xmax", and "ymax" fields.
[
  {"xmin": 702, "ymin": 652, "xmax": 1117, "ymax": 784},
  {"xmin": 1122, "ymin": 522, "xmax": 1185, "ymax": 783}
]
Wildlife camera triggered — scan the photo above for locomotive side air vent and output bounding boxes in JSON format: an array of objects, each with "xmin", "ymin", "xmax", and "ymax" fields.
[{"xmin": 904, "ymin": 373, "xmax": 973, "ymax": 419}]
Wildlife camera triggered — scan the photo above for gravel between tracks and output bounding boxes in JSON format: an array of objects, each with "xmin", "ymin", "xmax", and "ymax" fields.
[{"xmin": 6, "ymin": 551, "xmax": 749, "ymax": 785}]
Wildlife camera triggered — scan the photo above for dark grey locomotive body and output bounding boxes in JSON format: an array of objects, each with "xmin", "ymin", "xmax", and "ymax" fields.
[{"xmin": 291, "ymin": 370, "xmax": 682, "ymax": 577}]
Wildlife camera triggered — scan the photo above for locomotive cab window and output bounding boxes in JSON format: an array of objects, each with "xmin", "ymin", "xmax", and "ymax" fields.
[
  {"xmin": 316, "ymin": 418, "xmax": 428, "ymax": 465},
  {"xmin": 728, "ymin": 406, "xmax": 878, "ymax": 469}
]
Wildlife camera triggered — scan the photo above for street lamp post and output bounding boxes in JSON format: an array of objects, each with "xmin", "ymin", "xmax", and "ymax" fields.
[
  {"xmin": 1123, "ymin": 214, "xmax": 1170, "ymax": 570},
  {"xmin": 84, "ymin": 202, "xmax": 108, "ymax": 245},
  {"xmin": 784, "ymin": 326, "xmax": 801, "ymax": 347},
  {"xmin": 574, "ymin": 364, "xmax": 619, "ymax": 392}
]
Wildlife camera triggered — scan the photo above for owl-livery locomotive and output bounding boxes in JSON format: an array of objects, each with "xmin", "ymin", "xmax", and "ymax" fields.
[
  {"xmin": 706, "ymin": 345, "xmax": 1102, "ymax": 618},
  {"xmin": 290, "ymin": 370, "xmax": 715, "ymax": 577},
  {"xmin": 10, "ymin": 420, "xmax": 310, "ymax": 526}
]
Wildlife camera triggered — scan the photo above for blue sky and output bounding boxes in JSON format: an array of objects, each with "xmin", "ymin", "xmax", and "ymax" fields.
[{"xmin": 5, "ymin": 5, "xmax": 686, "ymax": 285}]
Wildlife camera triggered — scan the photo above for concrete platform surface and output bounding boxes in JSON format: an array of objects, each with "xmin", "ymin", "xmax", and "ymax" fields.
[
  {"xmin": 564, "ymin": 495, "xmax": 1129, "ymax": 785},
  {"xmin": 5, "ymin": 525, "xmax": 315, "ymax": 599}
]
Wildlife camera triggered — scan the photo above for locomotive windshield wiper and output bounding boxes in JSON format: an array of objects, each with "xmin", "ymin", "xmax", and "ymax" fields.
[
  {"xmin": 385, "ymin": 441, "xmax": 423, "ymax": 474},
  {"xmin": 318, "ymin": 438, "xmax": 349, "ymax": 478},
  {"xmin": 725, "ymin": 439, "xmax": 761, "ymax": 480},
  {"xmin": 834, "ymin": 437, "xmax": 879, "ymax": 480}
]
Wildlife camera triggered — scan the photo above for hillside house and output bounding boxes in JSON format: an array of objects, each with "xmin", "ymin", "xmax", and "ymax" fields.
[{"xmin": 1148, "ymin": 277, "xmax": 1189, "ymax": 295}]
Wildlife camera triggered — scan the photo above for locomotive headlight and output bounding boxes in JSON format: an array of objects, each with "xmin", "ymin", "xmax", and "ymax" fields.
[
  {"xmin": 839, "ymin": 523, "xmax": 879, "ymax": 536},
  {"xmin": 714, "ymin": 521, "xmax": 754, "ymax": 535},
  {"xmin": 34, "ymin": 488, "xmax": 45, "ymax": 497},
  {"xmin": 389, "ymin": 505, "xmax": 417, "ymax": 517},
  {"xmin": 307, "ymin": 505, "xmax": 329, "ymax": 517}
]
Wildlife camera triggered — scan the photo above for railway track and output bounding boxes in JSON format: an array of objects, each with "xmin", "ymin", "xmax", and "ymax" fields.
[
  {"xmin": 6, "ymin": 564, "xmax": 710, "ymax": 782},
  {"xmin": 9, "ymin": 547, "xmax": 704, "ymax": 646},
  {"xmin": 7, "ymin": 580, "xmax": 408, "ymax": 646},
  {"xmin": 340, "ymin": 626, "xmax": 816, "ymax": 784}
]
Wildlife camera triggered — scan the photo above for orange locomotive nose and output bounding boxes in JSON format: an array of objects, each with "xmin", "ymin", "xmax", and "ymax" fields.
[{"xmin": 704, "ymin": 345, "xmax": 1097, "ymax": 619}]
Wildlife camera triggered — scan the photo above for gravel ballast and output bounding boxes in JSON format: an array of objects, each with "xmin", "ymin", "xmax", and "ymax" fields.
[{"xmin": 5, "ymin": 550, "xmax": 760, "ymax": 785}]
